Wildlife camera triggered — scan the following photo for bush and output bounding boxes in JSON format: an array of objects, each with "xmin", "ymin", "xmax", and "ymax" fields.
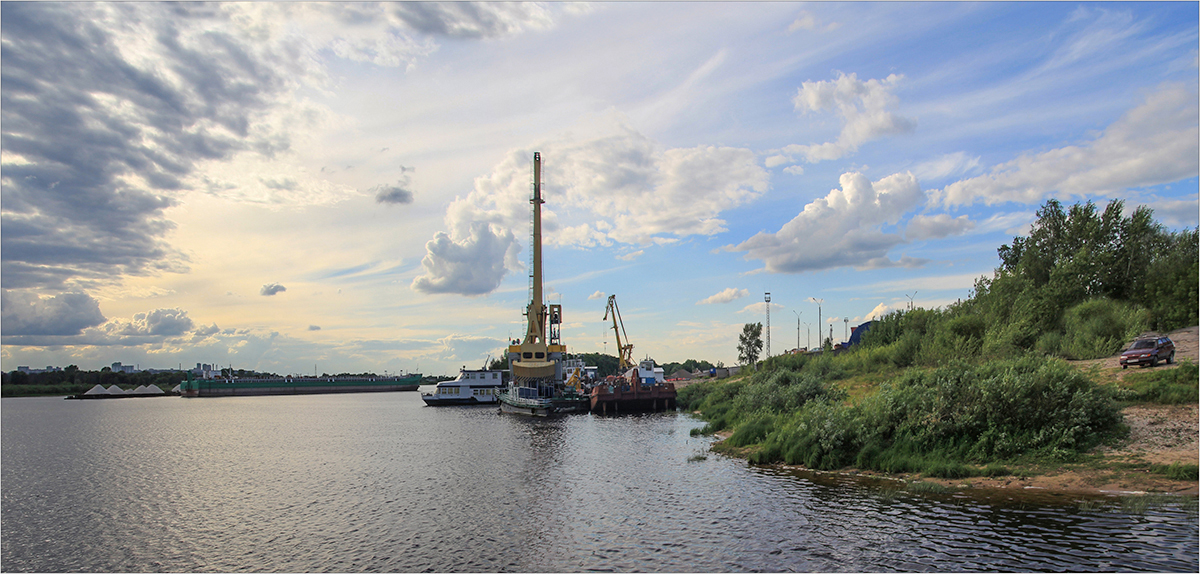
[
  {"xmin": 748, "ymin": 356, "xmax": 1124, "ymax": 471},
  {"xmin": 1060, "ymin": 298, "xmax": 1150, "ymax": 359}
]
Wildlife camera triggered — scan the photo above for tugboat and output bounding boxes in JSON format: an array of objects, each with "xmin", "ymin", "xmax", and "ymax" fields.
[{"xmin": 499, "ymin": 152, "xmax": 589, "ymax": 416}]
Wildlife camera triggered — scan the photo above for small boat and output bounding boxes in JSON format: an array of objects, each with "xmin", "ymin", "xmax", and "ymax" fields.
[{"xmin": 422, "ymin": 368, "xmax": 506, "ymax": 406}]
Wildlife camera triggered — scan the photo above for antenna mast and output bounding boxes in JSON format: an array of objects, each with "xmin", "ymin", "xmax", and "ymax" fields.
[{"xmin": 764, "ymin": 292, "xmax": 771, "ymax": 358}]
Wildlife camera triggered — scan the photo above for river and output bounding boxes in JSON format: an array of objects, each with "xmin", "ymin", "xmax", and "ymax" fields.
[{"xmin": 2, "ymin": 392, "xmax": 1196, "ymax": 572}]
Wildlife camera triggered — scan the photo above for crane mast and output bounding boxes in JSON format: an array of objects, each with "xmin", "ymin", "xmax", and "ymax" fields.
[{"xmin": 604, "ymin": 294, "xmax": 634, "ymax": 372}]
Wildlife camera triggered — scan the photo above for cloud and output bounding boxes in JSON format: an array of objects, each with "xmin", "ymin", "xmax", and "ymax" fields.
[
  {"xmin": 411, "ymin": 223, "xmax": 518, "ymax": 295},
  {"xmin": 544, "ymin": 125, "xmax": 770, "ymax": 246},
  {"xmin": 738, "ymin": 301, "xmax": 784, "ymax": 315},
  {"xmin": 373, "ymin": 184, "xmax": 415, "ymax": 204},
  {"xmin": 388, "ymin": 2, "xmax": 555, "ymax": 38},
  {"xmin": 785, "ymin": 72, "xmax": 915, "ymax": 163},
  {"xmin": 107, "ymin": 308, "xmax": 195, "ymax": 337},
  {"xmin": 906, "ymin": 214, "xmax": 976, "ymax": 241},
  {"xmin": 617, "ymin": 250, "xmax": 644, "ymax": 261},
  {"xmin": 860, "ymin": 302, "xmax": 903, "ymax": 322},
  {"xmin": 308, "ymin": 325, "xmax": 322, "ymax": 331},
  {"xmin": 697, "ymin": 288, "xmax": 749, "ymax": 305},
  {"xmin": 0, "ymin": 3, "xmax": 313, "ymax": 289},
  {"xmin": 913, "ymin": 152, "xmax": 982, "ymax": 183},
  {"xmin": 2, "ymin": 304, "xmax": 198, "ymax": 346},
  {"xmin": 260, "ymin": 283, "xmax": 288, "ymax": 296},
  {"xmin": 413, "ymin": 122, "xmax": 768, "ymax": 295},
  {"xmin": 787, "ymin": 10, "xmax": 840, "ymax": 33},
  {"xmin": 1139, "ymin": 196, "xmax": 1200, "ymax": 228},
  {"xmin": 2, "ymin": 2, "xmax": 559, "ymax": 291},
  {"xmin": 588, "ymin": 290, "xmax": 606, "ymax": 300},
  {"xmin": 1, "ymin": 291, "xmax": 106, "ymax": 336},
  {"xmin": 934, "ymin": 84, "xmax": 1199, "ymax": 207},
  {"xmin": 432, "ymin": 334, "xmax": 509, "ymax": 364},
  {"xmin": 765, "ymin": 155, "xmax": 790, "ymax": 168},
  {"xmin": 726, "ymin": 171, "xmax": 925, "ymax": 273}
]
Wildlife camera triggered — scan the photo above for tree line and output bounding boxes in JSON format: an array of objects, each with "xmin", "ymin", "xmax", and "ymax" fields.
[{"xmin": 860, "ymin": 199, "xmax": 1197, "ymax": 364}]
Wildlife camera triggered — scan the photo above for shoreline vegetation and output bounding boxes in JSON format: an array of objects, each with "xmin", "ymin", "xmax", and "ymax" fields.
[
  {"xmin": 683, "ymin": 338, "xmax": 1198, "ymax": 498},
  {"xmin": 683, "ymin": 199, "xmax": 1198, "ymax": 499}
]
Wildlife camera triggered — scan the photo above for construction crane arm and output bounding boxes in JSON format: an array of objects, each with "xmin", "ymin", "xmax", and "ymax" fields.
[{"xmin": 604, "ymin": 295, "xmax": 634, "ymax": 372}]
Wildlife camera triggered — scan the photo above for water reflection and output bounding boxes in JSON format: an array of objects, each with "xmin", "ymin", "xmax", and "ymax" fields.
[{"xmin": 2, "ymin": 396, "xmax": 1196, "ymax": 573}]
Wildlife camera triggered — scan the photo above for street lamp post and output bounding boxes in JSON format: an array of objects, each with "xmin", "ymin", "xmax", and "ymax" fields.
[
  {"xmin": 792, "ymin": 310, "xmax": 801, "ymax": 353},
  {"xmin": 802, "ymin": 322, "xmax": 811, "ymax": 351},
  {"xmin": 844, "ymin": 318, "xmax": 849, "ymax": 342},
  {"xmin": 808, "ymin": 298, "xmax": 823, "ymax": 350}
]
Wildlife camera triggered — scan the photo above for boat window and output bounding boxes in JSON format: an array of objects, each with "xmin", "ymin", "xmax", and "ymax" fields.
[
  {"xmin": 535, "ymin": 352, "xmax": 545, "ymax": 359},
  {"xmin": 523, "ymin": 352, "xmax": 533, "ymax": 359}
]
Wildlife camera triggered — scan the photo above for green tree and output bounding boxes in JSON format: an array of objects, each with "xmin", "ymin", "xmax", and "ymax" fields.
[
  {"xmin": 738, "ymin": 323, "xmax": 763, "ymax": 367},
  {"xmin": 574, "ymin": 353, "xmax": 621, "ymax": 378}
]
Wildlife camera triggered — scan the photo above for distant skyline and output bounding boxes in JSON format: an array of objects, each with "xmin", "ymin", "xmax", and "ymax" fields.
[{"xmin": 3, "ymin": 2, "xmax": 1197, "ymax": 375}]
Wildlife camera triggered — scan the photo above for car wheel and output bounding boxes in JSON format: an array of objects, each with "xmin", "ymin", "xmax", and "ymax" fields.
[
  {"xmin": 1151, "ymin": 356, "xmax": 1159, "ymax": 367},
  {"xmin": 1168, "ymin": 351, "xmax": 1175, "ymax": 364},
  {"xmin": 1122, "ymin": 365, "xmax": 1127, "ymax": 370}
]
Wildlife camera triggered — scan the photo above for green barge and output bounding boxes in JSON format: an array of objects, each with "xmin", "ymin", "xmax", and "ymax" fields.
[{"xmin": 180, "ymin": 374, "xmax": 422, "ymax": 397}]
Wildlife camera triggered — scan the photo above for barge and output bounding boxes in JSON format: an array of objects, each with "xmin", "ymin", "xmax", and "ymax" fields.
[
  {"xmin": 590, "ymin": 359, "xmax": 676, "ymax": 415},
  {"xmin": 180, "ymin": 373, "xmax": 421, "ymax": 397}
]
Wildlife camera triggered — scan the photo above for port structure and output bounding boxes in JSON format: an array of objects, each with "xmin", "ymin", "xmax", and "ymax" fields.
[
  {"xmin": 592, "ymin": 293, "xmax": 675, "ymax": 415},
  {"xmin": 501, "ymin": 153, "xmax": 586, "ymax": 416},
  {"xmin": 604, "ymin": 294, "xmax": 634, "ymax": 372},
  {"xmin": 764, "ymin": 292, "xmax": 771, "ymax": 358}
]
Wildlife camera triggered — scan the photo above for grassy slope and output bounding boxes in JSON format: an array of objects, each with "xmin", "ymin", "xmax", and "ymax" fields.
[{"xmin": 685, "ymin": 349, "xmax": 1198, "ymax": 490}]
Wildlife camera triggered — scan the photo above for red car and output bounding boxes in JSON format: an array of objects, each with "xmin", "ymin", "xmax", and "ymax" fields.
[{"xmin": 1119, "ymin": 336, "xmax": 1176, "ymax": 369}]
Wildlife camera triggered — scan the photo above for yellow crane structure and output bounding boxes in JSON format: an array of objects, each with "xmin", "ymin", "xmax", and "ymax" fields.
[{"xmin": 604, "ymin": 294, "xmax": 634, "ymax": 373}]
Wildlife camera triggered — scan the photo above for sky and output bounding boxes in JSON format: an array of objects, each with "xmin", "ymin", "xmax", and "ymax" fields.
[{"xmin": 2, "ymin": 1, "xmax": 1197, "ymax": 377}]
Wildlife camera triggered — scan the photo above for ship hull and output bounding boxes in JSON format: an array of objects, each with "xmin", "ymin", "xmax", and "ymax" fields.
[
  {"xmin": 182, "ymin": 376, "xmax": 421, "ymax": 398},
  {"xmin": 422, "ymin": 395, "xmax": 496, "ymax": 406},
  {"xmin": 499, "ymin": 394, "xmax": 589, "ymax": 416},
  {"xmin": 590, "ymin": 383, "xmax": 676, "ymax": 415}
]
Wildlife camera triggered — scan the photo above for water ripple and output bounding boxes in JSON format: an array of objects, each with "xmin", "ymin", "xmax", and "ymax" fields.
[{"xmin": 3, "ymin": 395, "xmax": 1197, "ymax": 572}]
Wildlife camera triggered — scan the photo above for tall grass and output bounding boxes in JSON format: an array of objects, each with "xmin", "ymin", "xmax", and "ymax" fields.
[
  {"xmin": 1123, "ymin": 361, "xmax": 1199, "ymax": 404},
  {"xmin": 689, "ymin": 355, "xmax": 1125, "ymax": 476}
]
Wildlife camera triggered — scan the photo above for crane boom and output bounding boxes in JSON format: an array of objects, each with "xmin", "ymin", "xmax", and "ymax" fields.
[{"xmin": 604, "ymin": 294, "xmax": 634, "ymax": 372}]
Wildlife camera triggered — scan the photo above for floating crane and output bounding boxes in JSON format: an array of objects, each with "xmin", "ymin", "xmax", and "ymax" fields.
[
  {"xmin": 592, "ymin": 293, "xmax": 675, "ymax": 415},
  {"xmin": 604, "ymin": 294, "xmax": 634, "ymax": 373}
]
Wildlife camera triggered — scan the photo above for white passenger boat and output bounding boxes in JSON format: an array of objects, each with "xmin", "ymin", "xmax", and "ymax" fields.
[{"xmin": 421, "ymin": 368, "xmax": 506, "ymax": 406}]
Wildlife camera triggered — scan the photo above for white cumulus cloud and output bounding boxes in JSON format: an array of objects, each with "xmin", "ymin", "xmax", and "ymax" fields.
[
  {"xmin": 785, "ymin": 72, "xmax": 915, "ymax": 163},
  {"xmin": 726, "ymin": 171, "xmax": 926, "ymax": 273},
  {"xmin": 697, "ymin": 288, "xmax": 749, "ymax": 305},
  {"xmin": 412, "ymin": 122, "xmax": 769, "ymax": 295}
]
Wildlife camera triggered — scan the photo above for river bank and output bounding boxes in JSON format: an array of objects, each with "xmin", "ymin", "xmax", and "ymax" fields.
[
  {"xmin": 706, "ymin": 326, "xmax": 1199, "ymax": 497},
  {"xmin": 715, "ymin": 404, "xmax": 1197, "ymax": 496}
]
